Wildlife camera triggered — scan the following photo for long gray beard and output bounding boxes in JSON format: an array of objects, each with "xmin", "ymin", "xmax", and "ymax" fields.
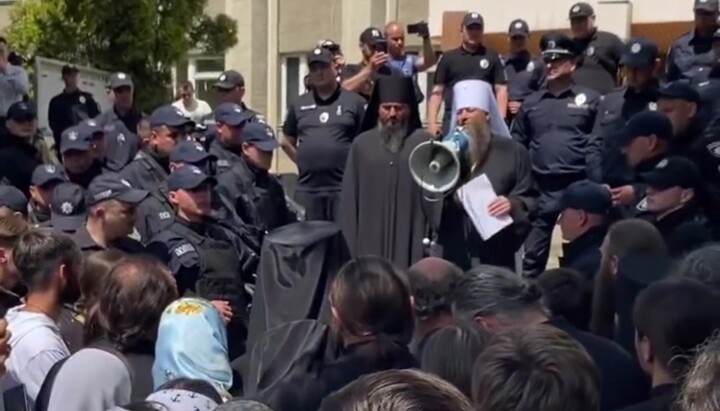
[
  {"xmin": 464, "ymin": 118, "xmax": 492, "ymax": 167},
  {"xmin": 377, "ymin": 120, "xmax": 408, "ymax": 153}
]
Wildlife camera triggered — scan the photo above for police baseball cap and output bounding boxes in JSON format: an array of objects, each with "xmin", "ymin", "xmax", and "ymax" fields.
[
  {"xmin": 215, "ymin": 70, "xmax": 245, "ymax": 90},
  {"xmin": 541, "ymin": 32, "xmax": 576, "ymax": 58},
  {"xmin": 60, "ymin": 125, "xmax": 92, "ymax": 154},
  {"xmin": 359, "ymin": 28, "xmax": 385, "ymax": 45},
  {"xmin": 214, "ymin": 103, "xmax": 253, "ymax": 127},
  {"xmin": 243, "ymin": 122, "xmax": 279, "ymax": 152},
  {"xmin": 6, "ymin": 102, "xmax": 36, "ymax": 121},
  {"xmin": 31, "ymin": 164, "xmax": 68, "ymax": 188},
  {"xmin": 658, "ymin": 81, "xmax": 701, "ymax": 103},
  {"xmin": 0, "ymin": 185, "xmax": 27, "ymax": 213},
  {"xmin": 86, "ymin": 173, "xmax": 148, "ymax": 206},
  {"xmin": 620, "ymin": 38, "xmax": 659, "ymax": 68},
  {"xmin": 150, "ymin": 105, "xmax": 194, "ymax": 128},
  {"xmin": 569, "ymin": 2, "xmax": 595, "ymax": 18},
  {"xmin": 61, "ymin": 64, "xmax": 79, "ymax": 75},
  {"xmin": 78, "ymin": 119, "xmax": 103, "ymax": 139},
  {"xmin": 50, "ymin": 182, "xmax": 87, "ymax": 232},
  {"xmin": 461, "ymin": 12, "xmax": 484, "ymax": 28},
  {"xmin": 170, "ymin": 140, "xmax": 215, "ymax": 164},
  {"xmin": 694, "ymin": 0, "xmax": 719, "ymax": 12},
  {"xmin": 641, "ymin": 156, "xmax": 702, "ymax": 190},
  {"xmin": 108, "ymin": 72, "xmax": 133, "ymax": 89},
  {"xmin": 508, "ymin": 19, "xmax": 530, "ymax": 37},
  {"xmin": 167, "ymin": 165, "xmax": 217, "ymax": 191},
  {"xmin": 619, "ymin": 111, "xmax": 674, "ymax": 146},
  {"xmin": 307, "ymin": 47, "xmax": 334, "ymax": 65},
  {"xmin": 559, "ymin": 180, "xmax": 612, "ymax": 215}
]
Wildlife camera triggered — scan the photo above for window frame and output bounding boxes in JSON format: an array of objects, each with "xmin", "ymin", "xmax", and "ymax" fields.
[{"xmin": 280, "ymin": 54, "xmax": 308, "ymax": 122}]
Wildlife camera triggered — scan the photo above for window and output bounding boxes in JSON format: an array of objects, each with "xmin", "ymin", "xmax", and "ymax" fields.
[
  {"xmin": 280, "ymin": 55, "xmax": 308, "ymax": 122},
  {"xmin": 188, "ymin": 56, "xmax": 225, "ymax": 107}
]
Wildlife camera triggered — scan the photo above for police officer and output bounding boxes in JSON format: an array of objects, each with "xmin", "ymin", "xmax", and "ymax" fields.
[
  {"xmin": 0, "ymin": 101, "xmax": 45, "ymax": 195},
  {"xmin": 568, "ymin": 2, "xmax": 625, "ymax": 95},
  {"xmin": 557, "ymin": 180, "xmax": 612, "ymax": 281},
  {"xmin": 667, "ymin": 0, "xmax": 719, "ymax": 82},
  {"xmin": 93, "ymin": 72, "xmax": 142, "ymax": 171},
  {"xmin": 28, "ymin": 164, "xmax": 68, "ymax": 225},
  {"xmin": 595, "ymin": 38, "xmax": 660, "ymax": 189},
  {"xmin": 0, "ymin": 185, "xmax": 27, "ymax": 218},
  {"xmin": 72, "ymin": 173, "xmax": 147, "ymax": 255},
  {"xmin": 695, "ymin": 28, "xmax": 720, "ymax": 118},
  {"xmin": 146, "ymin": 165, "xmax": 250, "ymax": 359},
  {"xmin": 281, "ymin": 46, "xmax": 366, "ymax": 221},
  {"xmin": 120, "ymin": 105, "xmax": 194, "ymax": 191},
  {"xmin": 207, "ymin": 103, "xmax": 253, "ymax": 175},
  {"xmin": 503, "ymin": 19, "xmax": 545, "ymax": 123},
  {"xmin": 40, "ymin": 182, "xmax": 88, "ymax": 235},
  {"xmin": 428, "ymin": 11, "xmax": 508, "ymax": 136},
  {"xmin": 76, "ymin": 118, "xmax": 111, "ymax": 170},
  {"xmin": 47, "ymin": 64, "xmax": 100, "ymax": 155},
  {"xmin": 216, "ymin": 122, "xmax": 296, "ymax": 236},
  {"xmin": 511, "ymin": 31, "xmax": 601, "ymax": 277},
  {"xmin": 59, "ymin": 124, "xmax": 104, "ymax": 188},
  {"xmin": 637, "ymin": 156, "xmax": 711, "ymax": 256}
]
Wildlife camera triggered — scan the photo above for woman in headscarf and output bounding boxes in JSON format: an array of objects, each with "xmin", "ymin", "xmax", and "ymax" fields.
[{"xmin": 153, "ymin": 298, "xmax": 235, "ymax": 400}]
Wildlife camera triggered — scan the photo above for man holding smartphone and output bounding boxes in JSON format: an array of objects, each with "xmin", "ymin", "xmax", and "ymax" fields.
[
  {"xmin": 384, "ymin": 21, "xmax": 437, "ymax": 103},
  {"xmin": 341, "ymin": 28, "xmax": 391, "ymax": 100}
]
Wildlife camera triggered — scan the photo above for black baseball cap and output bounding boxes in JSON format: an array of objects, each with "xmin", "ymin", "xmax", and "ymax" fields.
[
  {"xmin": 242, "ymin": 122, "xmax": 279, "ymax": 152},
  {"xmin": 50, "ymin": 182, "xmax": 87, "ymax": 232},
  {"xmin": 6, "ymin": 102, "xmax": 36, "ymax": 121},
  {"xmin": 569, "ymin": 2, "xmax": 595, "ymax": 18},
  {"xmin": 620, "ymin": 38, "xmax": 659, "ymax": 68},
  {"xmin": 307, "ymin": 47, "xmax": 334, "ymax": 65},
  {"xmin": 214, "ymin": 103, "xmax": 253, "ymax": 127},
  {"xmin": 559, "ymin": 180, "xmax": 612, "ymax": 215},
  {"xmin": 0, "ymin": 185, "xmax": 27, "ymax": 213},
  {"xmin": 170, "ymin": 140, "xmax": 215, "ymax": 164},
  {"xmin": 640, "ymin": 156, "xmax": 702, "ymax": 190},
  {"xmin": 695, "ymin": 0, "xmax": 719, "ymax": 12},
  {"xmin": 619, "ymin": 111, "xmax": 674, "ymax": 146},
  {"xmin": 359, "ymin": 28, "xmax": 385, "ymax": 45},
  {"xmin": 215, "ymin": 70, "xmax": 245, "ymax": 90},
  {"xmin": 77, "ymin": 119, "xmax": 103, "ymax": 139},
  {"xmin": 167, "ymin": 165, "xmax": 216, "ymax": 191},
  {"xmin": 318, "ymin": 39, "xmax": 342, "ymax": 54},
  {"xmin": 541, "ymin": 31, "xmax": 576, "ymax": 59},
  {"xmin": 31, "ymin": 164, "xmax": 68, "ymax": 188},
  {"xmin": 461, "ymin": 12, "xmax": 484, "ymax": 28},
  {"xmin": 60, "ymin": 125, "xmax": 93, "ymax": 154},
  {"xmin": 508, "ymin": 19, "xmax": 530, "ymax": 37},
  {"xmin": 658, "ymin": 81, "xmax": 701, "ymax": 104},
  {"xmin": 61, "ymin": 64, "xmax": 79, "ymax": 75},
  {"xmin": 108, "ymin": 72, "xmax": 133, "ymax": 89},
  {"xmin": 150, "ymin": 105, "xmax": 194, "ymax": 128},
  {"xmin": 86, "ymin": 173, "xmax": 148, "ymax": 206}
]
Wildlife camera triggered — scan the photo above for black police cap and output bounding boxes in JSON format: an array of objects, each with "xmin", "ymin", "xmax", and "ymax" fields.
[
  {"xmin": 619, "ymin": 111, "xmax": 674, "ymax": 146},
  {"xmin": 0, "ymin": 185, "xmax": 27, "ymax": 213},
  {"xmin": 658, "ymin": 81, "xmax": 701, "ymax": 104},
  {"xmin": 640, "ymin": 156, "xmax": 702, "ymax": 190},
  {"xmin": 559, "ymin": 180, "xmax": 612, "ymax": 215},
  {"xmin": 569, "ymin": 2, "xmax": 595, "ymax": 18},
  {"xmin": 620, "ymin": 38, "xmax": 659, "ymax": 68},
  {"xmin": 541, "ymin": 31, "xmax": 576, "ymax": 58},
  {"xmin": 508, "ymin": 19, "xmax": 530, "ymax": 37}
]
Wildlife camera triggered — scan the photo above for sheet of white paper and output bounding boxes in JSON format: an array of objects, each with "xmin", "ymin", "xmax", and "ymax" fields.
[{"xmin": 457, "ymin": 174, "xmax": 513, "ymax": 241}]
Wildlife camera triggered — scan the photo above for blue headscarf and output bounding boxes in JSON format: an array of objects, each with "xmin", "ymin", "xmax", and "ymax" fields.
[
  {"xmin": 153, "ymin": 298, "xmax": 233, "ymax": 395},
  {"xmin": 449, "ymin": 79, "xmax": 511, "ymax": 138}
]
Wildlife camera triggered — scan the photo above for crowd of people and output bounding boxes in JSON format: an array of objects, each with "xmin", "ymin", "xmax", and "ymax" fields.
[{"xmin": 0, "ymin": 0, "xmax": 719, "ymax": 410}]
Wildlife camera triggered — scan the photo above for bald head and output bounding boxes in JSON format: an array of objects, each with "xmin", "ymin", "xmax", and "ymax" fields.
[
  {"xmin": 408, "ymin": 258, "xmax": 462, "ymax": 320},
  {"xmin": 384, "ymin": 21, "xmax": 405, "ymax": 57}
]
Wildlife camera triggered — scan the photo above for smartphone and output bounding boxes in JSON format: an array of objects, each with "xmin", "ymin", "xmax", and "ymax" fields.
[
  {"xmin": 407, "ymin": 22, "xmax": 423, "ymax": 35},
  {"xmin": 375, "ymin": 40, "xmax": 388, "ymax": 54}
]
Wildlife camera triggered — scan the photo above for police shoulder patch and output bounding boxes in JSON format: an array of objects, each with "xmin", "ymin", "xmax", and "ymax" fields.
[
  {"xmin": 173, "ymin": 243, "xmax": 195, "ymax": 257},
  {"xmin": 707, "ymin": 141, "xmax": 720, "ymax": 158},
  {"xmin": 636, "ymin": 197, "xmax": 648, "ymax": 212}
]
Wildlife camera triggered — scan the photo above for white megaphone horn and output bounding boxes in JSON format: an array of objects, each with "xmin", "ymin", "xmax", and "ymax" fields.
[{"xmin": 408, "ymin": 127, "xmax": 470, "ymax": 194}]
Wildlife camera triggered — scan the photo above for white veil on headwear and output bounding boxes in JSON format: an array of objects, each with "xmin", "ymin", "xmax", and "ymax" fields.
[{"xmin": 449, "ymin": 79, "xmax": 511, "ymax": 138}]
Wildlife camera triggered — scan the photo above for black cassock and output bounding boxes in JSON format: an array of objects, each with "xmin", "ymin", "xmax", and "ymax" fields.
[
  {"xmin": 339, "ymin": 128, "xmax": 432, "ymax": 269},
  {"xmin": 437, "ymin": 135, "xmax": 537, "ymax": 270}
]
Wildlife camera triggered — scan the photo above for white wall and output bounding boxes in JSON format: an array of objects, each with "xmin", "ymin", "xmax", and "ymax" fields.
[{"xmin": 429, "ymin": 0, "xmax": 695, "ymax": 35}]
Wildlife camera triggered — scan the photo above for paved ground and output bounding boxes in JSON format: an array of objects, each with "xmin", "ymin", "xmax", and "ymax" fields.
[{"xmin": 271, "ymin": 149, "xmax": 564, "ymax": 268}]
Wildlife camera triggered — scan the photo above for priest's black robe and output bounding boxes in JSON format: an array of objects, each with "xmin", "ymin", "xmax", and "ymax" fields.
[
  {"xmin": 339, "ymin": 128, "xmax": 432, "ymax": 269},
  {"xmin": 437, "ymin": 135, "xmax": 537, "ymax": 270}
]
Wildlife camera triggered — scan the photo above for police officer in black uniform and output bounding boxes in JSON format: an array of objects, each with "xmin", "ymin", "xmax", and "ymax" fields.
[
  {"xmin": 146, "ymin": 165, "xmax": 250, "ymax": 359},
  {"xmin": 48, "ymin": 64, "xmax": 100, "ymax": 156},
  {"xmin": 667, "ymin": 0, "xmax": 719, "ymax": 82},
  {"xmin": 28, "ymin": 164, "xmax": 68, "ymax": 225},
  {"xmin": 39, "ymin": 182, "xmax": 88, "ymax": 235},
  {"xmin": 428, "ymin": 11, "xmax": 508, "ymax": 136},
  {"xmin": 120, "ymin": 105, "xmax": 194, "ymax": 191},
  {"xmin": 59, "ymin": 124, "xmax": 104, "ymax": 188},
  {"xmin": 0, "ymin": 185, "xmax": 27, "ymax": 218},
  {"xmin": 567, "ymin": 2, "xmax": 625, "ymax": 95},
  {"xmin": 511, "ymin": 31, "xmax": 601, "ymax": 277},
  {"xmin": 198, "ymin": 70, "xmax": 264, "ymax": 140},
  {"xmin": 207, "ymin": 103, "xmax": 253, "ymax": 175},
  {"xmin": 0, "ymin": 102, "xmax": 44, "ymax": 195},
  {"xmin": 504, "ymin": 19, "xmax": 544, "ymax": 123},
  {"xmin": 595, "ymin": 38, "xmax": 660, "ymax": 189},
  {"xmin": 281, "ymin": 46, "xmax": 366, "ymax": 221},
  {"xmin": 78, "ymin": 118, "xmax": 111, "ymax": 170},
  {"xmin": 93, "ymin": 72, "xmax": 143, "ymax": 171},
  {"xmin": 216, "ymin": 122, "xmax": 296, "ymax": 236},
  {"xmin": 72, "ymin": 173, "xmax": 147, "ymax": 255}
]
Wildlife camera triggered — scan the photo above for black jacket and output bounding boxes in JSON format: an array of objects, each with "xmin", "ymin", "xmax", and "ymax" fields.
[{"xmin": 559, "ymin": 226, "xmax": 606, "ymax": 280}]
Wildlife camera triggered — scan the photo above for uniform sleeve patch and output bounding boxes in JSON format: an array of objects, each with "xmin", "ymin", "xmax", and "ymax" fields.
[{"xmin": 173, "ymin": 243, "xmax": 194, "ymax": 257}]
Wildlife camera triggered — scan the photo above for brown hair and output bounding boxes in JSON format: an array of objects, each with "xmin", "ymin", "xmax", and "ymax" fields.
[
  {"xmin": 79, "ymin": 249, "xmax": 125, "ymax": 309},
  {"xmin": 0, "ymin": 215, "xmax": 29, "ymax": 249},
  {"xmin": 472, "ymin": 324, "xmax": 601, "ymax": 411}
]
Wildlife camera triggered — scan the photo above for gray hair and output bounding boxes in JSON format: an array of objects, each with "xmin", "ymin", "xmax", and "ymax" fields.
[{"xmin": 452, "ymin": 265, "xmax": 544, "ymax": 320}]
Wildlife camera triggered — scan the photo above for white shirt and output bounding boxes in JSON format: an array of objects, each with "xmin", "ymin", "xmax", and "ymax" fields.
[
  {"xmin": 1, "ymin": 305, "xmax": 70, "ymax": 405},
  {"xmin": 172, "ymin": 98, "xmax": 212, "ymax": 123}
]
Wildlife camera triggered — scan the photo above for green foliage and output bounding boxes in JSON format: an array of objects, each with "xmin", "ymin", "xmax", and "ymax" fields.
[{"xmin": 7, "ymin": 0, "xmax": 238, "ymax": 111}]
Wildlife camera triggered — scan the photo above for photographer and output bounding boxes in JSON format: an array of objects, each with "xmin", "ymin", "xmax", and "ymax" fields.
[
  {"xmin": 385, "ymin": 20, "xmax": 436, "ymax": 103},
  {"xmin": 341, "ymin": 28, "xmax": 390, "ymax": 100},
  {"xmin": 0, "ymin": 37, "xmax": 29, "ymax": 127}
]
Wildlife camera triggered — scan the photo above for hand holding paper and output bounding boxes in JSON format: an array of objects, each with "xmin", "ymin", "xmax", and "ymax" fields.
[{"xmin": 457, "ymin": 174, "xmax": 513, "ymax": 240}]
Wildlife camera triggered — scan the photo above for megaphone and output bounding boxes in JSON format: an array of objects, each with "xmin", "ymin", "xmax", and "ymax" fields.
[{"xmin": 408, "ymin": 127, "xmax": 470, "ymax": 194}]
